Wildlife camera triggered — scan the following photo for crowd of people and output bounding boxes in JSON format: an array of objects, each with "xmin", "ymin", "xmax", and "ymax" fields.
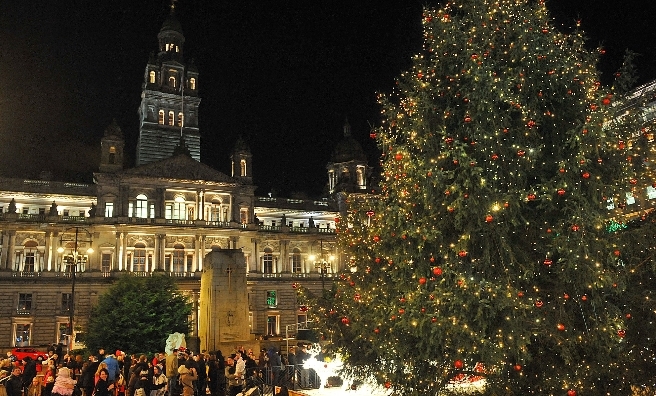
[{"xmin": 0, "ymin": 343, "xmax": 321, "ymax": 396}]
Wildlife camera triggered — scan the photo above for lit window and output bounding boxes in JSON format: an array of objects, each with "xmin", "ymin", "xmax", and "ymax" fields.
[
  {"xmin": 169, "ymin": 76, "xmax": 176, "ymax": 88},
  {"xmin": 105, "ymin": 202, "xmax": 113, "ymax": 218},
  {"xmin": 14, "ymin": 323, "xmax": 31, "ymax": 346},
  {"xmin": 178, "ymin": 112, "xmax": 183, "ymax": 127},
  {"xmin": 108, "ymin": 146, "xmax": 116, "ymax": 164},
  {"xmin": 189, "ymin": 78, "xmax": 196, "ymax": 90},
  {"xmin": 647, "ymin": 186, "xmax": 656, "ymax": 200},
  {"xmin": 240, "ymin": 208, "xmax": 248, "ymax": 224},
  {"xmin": 263, "ymin": 248, "xmax": 274, "ymax": 274},
  {"xmin": 173, "ymin": 196, "xmax": 186, "ymax": 220},
  {"xmin": 173, "ymin": 244, "xmax": 185, "ymax": 272},
  {"xmin": 240, "ymin": 159, "xmax": 247, "ymax": 176},
  {"xmin": 267, "ymin": 315, "xmax": 279, "ymax": 336},
  {"xmin": 168, "ymin": 111, "xmax": 174, "ymax": 126},
  {"xmin": 291, "ymin": 248, "xmax": 302, "ymax": 273},
  {"xmin": 149, "ymin": 70, "xmax": 156, "ymax": 84},
  {"xmin": 18, "ymin": 293, "xmax": 32, "ymax": 311},
  {"xmin": 101, "ymin": 253, "xmax": 111, "ymax": 272},
  {"xmin": 61, "ymin": 293, "xmax": 72, "ymax": 312},
  {"xmin": 158, "ymin": 110, "xmax": 164, "ymax": 124},
  {"xmin": 266, "ymin": 290, "xmax": 277, "ymax": 308},
  {"xmin": 357, "ymin": 166, "xmax": 366, "ymax": 188},
  {"xmin": 135, "ymin": 194, "xmax": 148, "ymax": 218},
  {"xmin": 626, "ymin": 192, "xmax": 636, "ymax": 205},
  {"xmin": 133, "ymin": 243, "xmax": 146, "ymax": 272}
]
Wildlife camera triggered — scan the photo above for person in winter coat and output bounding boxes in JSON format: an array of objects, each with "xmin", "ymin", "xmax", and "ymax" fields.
[
  {"xmin": 149, "ymin": 366, "xmax": 166, "ymax": 396},
  {"xmin": 177, "ymin": 367, "xmax": 196, "ymax": 396},
  {"xmin": 27, "ymin": 376, "xmax": 42, "ymax": 396},
  {"xmin": 42, "ymin": 362, "xmax": 56, "ymax": 396},
  {"xmin": 267, "ymin": 348, "xmax": 282, "ymax": 386},
  {"xmin": 4, "ymin": 367, "xmax": 23, "ymax": 396},
  {"xmin": 93, "ymin": 369, "xmax": 114, "ymax": 396},
  {"xmin": 21, "ymin": 358, "xmax": 38, "ymax": 395},
  {"xmin": 51, "ymin": 367, "xmax": 76, "ymax": 396}
]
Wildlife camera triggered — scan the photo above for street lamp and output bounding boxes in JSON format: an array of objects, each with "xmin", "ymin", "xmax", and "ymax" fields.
[{"xmin": 57, "ymin": 227, "xmax": 93, "ymax": 353}]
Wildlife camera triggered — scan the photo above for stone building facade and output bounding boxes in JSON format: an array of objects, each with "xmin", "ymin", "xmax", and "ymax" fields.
[{"xmin": 0, "ymin": 8, "xmax": 370, "ymax": 351}]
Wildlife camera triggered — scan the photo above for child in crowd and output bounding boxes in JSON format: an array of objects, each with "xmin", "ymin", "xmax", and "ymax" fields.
[{"xmin": 51, "ymin": 367, "xmax": 77, "ymax": 396}]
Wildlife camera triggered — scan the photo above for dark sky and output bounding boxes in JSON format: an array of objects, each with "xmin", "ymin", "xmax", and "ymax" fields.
[{"xmin": 1, "ymin": 0, "xmax": 655, "ymax": 197}]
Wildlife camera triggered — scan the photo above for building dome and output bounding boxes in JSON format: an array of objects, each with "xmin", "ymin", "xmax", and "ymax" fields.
[
  {"xmin": 330, "ymin": 120, "xmax": 366, "ymax": 163},
  {"xmin": 160, "ymin": 12, "xmax": 183, "ymax": 35}
]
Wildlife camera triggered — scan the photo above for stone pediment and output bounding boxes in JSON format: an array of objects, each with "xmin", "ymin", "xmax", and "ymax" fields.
[{"xmin": 123, "ymin": 154, "xmax": 235, "ymax": 184}]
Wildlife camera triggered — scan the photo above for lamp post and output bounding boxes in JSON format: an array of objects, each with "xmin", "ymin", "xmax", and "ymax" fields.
[{"xmin": 57, "ymin": 227, "xmax": 93, "ymax": 353}]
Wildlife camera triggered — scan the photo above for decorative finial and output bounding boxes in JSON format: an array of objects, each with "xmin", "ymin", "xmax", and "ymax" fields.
[{"xmin": 170, "ymin": 0, "xmax": 178, "ymax": 12}]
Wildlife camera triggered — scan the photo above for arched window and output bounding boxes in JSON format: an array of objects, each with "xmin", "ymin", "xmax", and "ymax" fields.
[
  {"xmin": 108, "ymin": 146, "xmax": 116, "ymax": 164},
  {"xmin": 173, "ymin": 244, "xmax": 185, "ymax": 272},
  {"xmin": 169, "ymin": 76, "xmax": 176, "ymax": 88},
  {"xmin": 158, "ymin": 110, "xmax": 164, "ymax": 125},
  {"xmin": 133, "ymin": 243, "xmax": 146, "ymax": 272},
  {"xmin": 189, "ymin": 78, "xmax": 196, "ymax": 90},
  {"xmin": 149, "ymin": 70, "xmax": 156, "ymax": 84},
  {"xmin": 177, "ymin": 112, "xmax": 183, "ymax": 127},
  {"xmin": 240, "ymin": 159, "xmax": 247, "ymax": 176},
  {"xmin": 263, "ymin": 248, "xmax": 273, "ymax": 274},
  {"xmin": 291, "ymin": 248, "xmax": 302, "ymax": 273},
  {"xmin": 168, "ymin": 111, "xmax": 174, "ymax": 126},
  {"xmin": 356, "ymin": 167, "xmax": 365, "ymax": 188},
  {"xmin": 135, "ymin": 194, "xmax": 148, "ymax": 218}
]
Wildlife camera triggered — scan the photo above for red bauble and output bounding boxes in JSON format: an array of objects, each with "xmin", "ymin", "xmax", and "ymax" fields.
[
  {"xmin": 485, "ymin": 215, "xmax": 494, "ymax": 223},
  {"xmin": 366, "ymin": 210, "xmax": 375, "ymax": 217},
  {"xmin": 384, "ymin": 382, "xmax": 391, "ymax": 389},
  {"xmin": 299, "ymin": 305, "xmax": 308, "ymax": 312},
  {"xmin": 491, "ymin": 153, "xmax": 499, "ymax": 160},
  {"xmin": 369, "ymin": 131, "xmax": 377, "ymax": 139},
  {"xmin": 454, "ymin": 360, "xmax": 464, "ymax": 369},
  {"xmin": 630, "ymin": 178, "xmax": 638, "ymax": 185},
  {"xmin": 470, "ymin": 53, "xmax": 479, "ymax": 59},
  {"xmin": 564, "ymin": 293, "xmax": 570, "ymax": 300},
  {"xmin": 429, "ymin": 294, "xmax": 435, "ymax": 300},
  {"xmin": 341, "ymin": 317, "xmax": 350, "ymax": 325},
  {"xmin": 417, "ymin": 72, "xmax": 423, "ymax": 79},
  {"xmin": 582, "ymin": 172, "xmax": 590, "ymax": 179},
  {"xmin": 571, "ymin": 224, "xmax": 580, "ymax": 231},
  {"xmin": 373, "ymin": 235, "xmax": 381, "ymax": 242},
  {"xmin": 617, "ymin": 329, "xmax": 626, "ymax": 338},
  {"xmin": 394, "ymin": 153, "xmax": 403, "ymax": 161},
  {"xmin": 458, "ymin": 250, "xmax": 467, "ymax": 258},
  {"xmin": 567, "ymin": 390, "xmax": 577, "ymax": 396},
  {"xmin": 445, "ymin": 137, "xmax": 454, "ymax": 144},
  {"xmin": 513, "ymin": 364, "xmax": 522, "ymax": 371},
  {"xmin": 517, "ymin": 291, "xmax": 524, "ymax": 297},
  {"xmin": 421, "ymin": 307, "xmax": 426, "ymax": 313},
  {"xmin": 517, "ymin": 150, "xmax": 526, "ymax": 157},
  {"xmin": 557, "ymin": 188, "xmax": 566, "ymax": 196},
  {"xmin": 419, "ymin": 277, "xmax": 427, "ymax": 285},
  {"xmin": 602, "ymin": 97, "xmax": 611, "ymax": 105},
  {"xmin": 374, "ymin": 328, "xmax": 380, "ymax": 334},
  {"xmin": 354, "ymin": 294, "xmax": 361, "ymax": 301},
  {"xmin": 464, "ymin": 115, "xmax": 472, "ymax": 123},
  {"xmin": 543, "ymin": 258, "xmax": 553, "ymax": 266},
  {"xmin": 527, "ymin": 120, "xmax": 536, "ymax": 128},
  {"xmin": 626, "ymin": 313, "xmax": 632, "ymax": 319},
  {"xmin": 559, "ymin": 168, "xmax": 566, "ymax": 173},
  {"xmin": 535, "ymin": 300, "xmax": 544, "ymax": 308},
  {"xmin": 527, "ymin": 193, "xmax": 536, "ymax": 201},
  {"xmin": 614, "ymin": 250, "xmax": 621, "ymax": 256},
  {"xmin": 581, "ymin": 295, "xmax": 588, "ymax": 301},
  {"xmin": 557, "ymin": 323, "xmax": 565, "ymax": 331},
  {"xmin": 374, "ymin": 257, "xmax": 381, "ymax": 263},
  {"xmin": 619, "ymin": 140, "xmax": 626, "ymax": 149},
  {"xmin": 292, "ymin": 283, "xmax": 298, "ymax": 289},
  {"xmin": 431, "ymin": 317, "xmax": 437, "ymax": 323},
  {"xmin": 398, "ymin": 308, "xmax": 405, "ymax": 315}
]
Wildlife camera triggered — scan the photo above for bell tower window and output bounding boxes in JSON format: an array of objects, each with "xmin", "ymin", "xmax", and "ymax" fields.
[
  {"xmin": 240, "ymin": 159, "xmax": 247, "ymax": 176},
  {"xmin": 108, "ymin": 146, "xmax": 116, "ymax": 164},
  {"xmin": 158, "ymin": 110, "xmax": 164, "ymax": 125},
  {"xmin": 149, "ymin": 71, "xmax": 156, "ymax": 84},
  {"xmin": 189, "ymin": 78, "xmax": 196, "ymax": 90},
  {"xmin": 168, "ymin": 111, "xmax": 174, "ymax": 126},
  {"xmin": 169, "ymin": 74, "xmax": 176, "ymax": 88},
  {"xmin": 178, "ymin": 112, "xmax": 184, "ymax": 127}
]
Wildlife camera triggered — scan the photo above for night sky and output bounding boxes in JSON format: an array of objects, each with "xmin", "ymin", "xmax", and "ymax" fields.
[{"xmin": 1, "ymin": 0, "xmax": 655, "ymax": 197}]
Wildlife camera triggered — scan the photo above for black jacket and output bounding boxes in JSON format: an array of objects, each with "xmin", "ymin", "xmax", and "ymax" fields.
[{"xmin": 5, "ymin": 375, "xmax": 23, "ymax": 396}]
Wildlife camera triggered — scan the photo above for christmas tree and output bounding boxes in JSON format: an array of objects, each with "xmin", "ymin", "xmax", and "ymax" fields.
[{"xmin": 299, "ymin": 0, "xmax": 654, "ymax": 394}]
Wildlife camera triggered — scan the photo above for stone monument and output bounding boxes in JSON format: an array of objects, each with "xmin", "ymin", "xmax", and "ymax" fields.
[{"xmin": 199, "ymin": 248, "xmax": 251, "ymax": 352}]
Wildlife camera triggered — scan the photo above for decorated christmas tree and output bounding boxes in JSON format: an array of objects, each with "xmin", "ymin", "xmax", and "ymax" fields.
[{"xmin": 298, "ymin": 0, "xmax": 655, "ymax": 394}]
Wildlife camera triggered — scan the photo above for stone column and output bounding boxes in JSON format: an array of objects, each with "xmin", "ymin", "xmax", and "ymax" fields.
[
  {"xmin": 193, "ymin": 235, "xmax": 200, "ymax": 272},
  {"xmin": 115, "ymin": 232, "xmax": 122, "ymax": 270},
  {"xmin": 44, "ymin": 231, "xmax": 52, "ymax": 271},
  {"xmin": 7, "ymin": 231, "xmax": 16, "ymax": 270},
  {"xmin": 251, "ymin": 238, "xmax": 258, "ymax": 272},
  {"xmin": 0, "ymin": 230, "xmax": 8, "ymax": 269},
  {"xmin": 280, "ymin": 240, "xmax": 288, "ymax": 272},
  {"xmin": 158, "ymin": 234, "xmax": 166, "ymax": 271}
]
